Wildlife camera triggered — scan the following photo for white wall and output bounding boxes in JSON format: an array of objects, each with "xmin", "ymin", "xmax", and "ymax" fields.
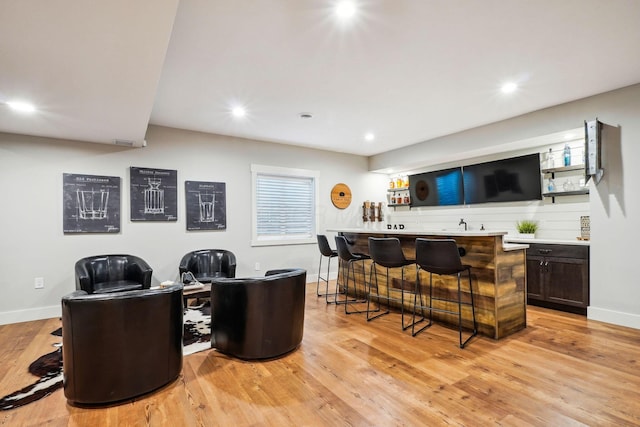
[
  {"xmin": 371, "ymin": 83, "xmax": 640, "ymax": 329},
  {"xmin": 0, "ymin": 126, "xmax": 386, "ymax": 324}
]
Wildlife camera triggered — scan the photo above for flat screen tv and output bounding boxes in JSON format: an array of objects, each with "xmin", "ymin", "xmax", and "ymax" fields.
[
  {"xmin": 463, "ymin": 153, "xmax": 542, "ymax": 204},
  {"xmin": 409, "ymin": 167, "xmax": 464, "ymax": 207}
]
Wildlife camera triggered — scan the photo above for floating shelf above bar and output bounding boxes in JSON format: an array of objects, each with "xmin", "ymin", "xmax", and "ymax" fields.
[
  {"xmin": 543, "ymin": 189, "xmax": 590, "ymax": 197},
  {"xmin": 541, "ymin": 164, "xmax": 585, "ymax": 174}
]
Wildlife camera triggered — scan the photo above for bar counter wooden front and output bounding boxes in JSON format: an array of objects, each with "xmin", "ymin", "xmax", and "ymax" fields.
[{"xmin": 329, "ymin": 228, "xmax": 528, "ymax": 339}]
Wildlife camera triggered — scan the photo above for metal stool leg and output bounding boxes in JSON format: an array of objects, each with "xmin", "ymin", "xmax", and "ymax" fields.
[
  {"xmin": 411, "ymin": 267, "xmax": 432, "ymax": 336},
  {"xmin": 458, "ymin": 269, "xmax": 477, "ymax": 349},
  {"xmin": 345, "ymin": 259, "xmax": 367, "ymax": 314},
  {"xmin": 400, "ymin": 266, "xmax": 413, "ymax": 331},
  {"xmin": 367, "ymin": 262, "xmax": 389, "ymax": 321},
  {"xmin": 327, "ymin": 258, "xmax": 350, "ymax": 305},
  {"xmin": 333, "ymin": 258, "xmax": 357, "ymax": 306},
  {"xmin": 316, "ymin": 253, "xmax": 329, "ymax": 297}
]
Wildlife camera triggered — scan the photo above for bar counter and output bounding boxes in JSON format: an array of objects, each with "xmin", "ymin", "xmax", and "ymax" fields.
[{"xmin": 327, "ymin": 228, "xmax": 528, "ymax": 339}]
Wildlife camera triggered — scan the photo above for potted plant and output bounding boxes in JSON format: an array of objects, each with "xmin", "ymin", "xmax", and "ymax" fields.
[{"xmin": 515, "ymin": 220, "xmax": 538, "ymax": 238}]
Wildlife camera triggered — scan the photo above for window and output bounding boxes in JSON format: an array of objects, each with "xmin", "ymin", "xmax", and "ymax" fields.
[{"xmin": 251, "ymin": 164, "xmax": 319, "ymax": 246}]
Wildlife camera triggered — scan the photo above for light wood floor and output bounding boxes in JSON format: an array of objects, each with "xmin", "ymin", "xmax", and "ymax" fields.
[{"xmin": 2, "ymin": 282, "xmax": 640, "ymax": 426}]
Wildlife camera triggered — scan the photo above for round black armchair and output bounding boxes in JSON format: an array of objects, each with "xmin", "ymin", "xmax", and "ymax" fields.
[
  {"xmin": 75, "ymin": 254, "xmax": 153, "ymax": 294},
  {"xmin": 210, "ymin": 268, "xmax": 306, "ymax": 360},
  {"xmin": 179, "ymin": 249, "xmax": 236, "ymax": 283},
  {"xmin": 61, "ymin": 284, "xmax": 183, "ymax": 405}
]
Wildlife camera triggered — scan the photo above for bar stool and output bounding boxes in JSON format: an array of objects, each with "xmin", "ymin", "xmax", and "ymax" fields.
[
  {"xmin": 367, "ymin": 237, "xmax": 416, "ymax": 330},
  {"xmin": 412, "ymin": 238, "xmax": 477, "ymax": 348},
  {"xmin": 335, "ymin": 236, "xmax": 370, "ymax": 314},
  {"xmin": 316, "ymin": 234, "xmax": 340, "ymax": 304}
]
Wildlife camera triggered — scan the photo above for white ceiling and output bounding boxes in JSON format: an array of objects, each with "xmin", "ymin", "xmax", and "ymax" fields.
[{"xmin": 2, "ymin": 0, "xmax": 640, "ymax": 156}]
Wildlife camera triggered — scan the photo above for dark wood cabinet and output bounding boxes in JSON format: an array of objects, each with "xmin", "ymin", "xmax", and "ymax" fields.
[{"xmin": 526, "ymin": 243, "xmax": 589, "ymax": 315}]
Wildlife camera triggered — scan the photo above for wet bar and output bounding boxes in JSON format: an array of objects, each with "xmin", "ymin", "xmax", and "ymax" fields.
[{"xmin": 328, "ymin": 228, "xmax": 528, "ymax": 339}]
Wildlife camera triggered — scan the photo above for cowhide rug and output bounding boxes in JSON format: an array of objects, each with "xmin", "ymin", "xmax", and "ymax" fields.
[{"xmin": 0, "ymin": 303, "xmax": 211, "ymax": 411}]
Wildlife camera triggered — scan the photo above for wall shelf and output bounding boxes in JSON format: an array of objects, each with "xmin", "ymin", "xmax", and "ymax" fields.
[
  {"xmin": 541, "ymin": 164, "xmax": 585, "ymax": 174},
  {"xmin": 388, "ymin": 187, "xmax": 410, "ymax": 209},
  {"xmin": 542, "ymin": 163, "xmax": 588, "ymax": 202},
  {"xmin": 543, "ymin": 189, "xmax": 589, "ymax": 197}
]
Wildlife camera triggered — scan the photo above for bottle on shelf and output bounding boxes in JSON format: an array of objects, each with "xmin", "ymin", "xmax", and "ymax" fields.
[
  {"xmin": 547, "ymin": 178, "xmax": 556, "ymax": 192},
  {"xmin": 563, "ymin": 143, "xmax": 571, "ymax": 166},
  {"xmin": 546, "ymin": 148, "xmax": 555, "ymax": 169},
  {"xmin": 563, "ymin": 179, "xmax": 575, "ymax": 192}
]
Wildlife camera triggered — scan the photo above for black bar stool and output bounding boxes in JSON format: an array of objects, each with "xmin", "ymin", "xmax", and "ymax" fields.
[
  {"xmin": 335, "ymin": 236, "xmax": 370, "ymax": 314},
  {"xmin": 412, "ymin": 238, "xmax": 477, "ymax": 348},
  {"xmin": 367, "ymin": 237, "xmax": 416, "ymax": 330},
  {"xmin": 316, "ymin": 234, "xmax": 341, "ymax": 304}
]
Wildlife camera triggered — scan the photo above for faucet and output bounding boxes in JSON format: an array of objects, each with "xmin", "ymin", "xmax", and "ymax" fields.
[{"xmin": 459, "ymin": 218, "xmax": 467, "ymax": 231}]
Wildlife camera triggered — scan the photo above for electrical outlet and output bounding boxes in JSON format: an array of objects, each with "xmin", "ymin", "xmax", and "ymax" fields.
[
  {"xmin": 34, "ymin": 277, "xmax": 44, "ymax": 289},
  {"xmin": 254, "ymin": 262, "xmax": 260, "ymax": 271}
]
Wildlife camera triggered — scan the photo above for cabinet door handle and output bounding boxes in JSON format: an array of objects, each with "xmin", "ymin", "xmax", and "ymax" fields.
[{"xmin": 544, "ymin": 261, "xmax": 549, "ymax": 272}]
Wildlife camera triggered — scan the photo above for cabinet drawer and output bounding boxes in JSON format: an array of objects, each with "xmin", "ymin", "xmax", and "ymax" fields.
[{"xmin": 527, "ymin": 244, "xmax": 588, "ymax": 259}]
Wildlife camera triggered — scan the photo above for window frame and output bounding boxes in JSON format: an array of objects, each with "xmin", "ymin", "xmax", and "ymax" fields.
[{"xmin": 251, "ymin": 164, "xmax": 319, "ymax": 247}]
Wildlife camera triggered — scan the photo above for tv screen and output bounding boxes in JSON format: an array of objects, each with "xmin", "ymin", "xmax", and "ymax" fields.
[
  {"xmin": 463, "ymin": 153, "xmax": 542, "ymax": 204},
  {"xmin": 409, "ymin": 167, "xmax": 464, "ymax": 207}
]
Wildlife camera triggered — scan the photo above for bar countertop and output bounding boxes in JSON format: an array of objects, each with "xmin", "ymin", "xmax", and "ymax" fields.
[
  {"xmin": 326, "ymin": 227, "xmax": 508, "ymax": 237},
  {"xmin": 327, "ymin": 228, "xmax": 528, "ymax": 251}
]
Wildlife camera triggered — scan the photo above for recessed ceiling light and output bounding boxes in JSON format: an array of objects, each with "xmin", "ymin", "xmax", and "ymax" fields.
[
  {"xmin": 336, "ymin": 1, "xmax": 356, "ymax": 19},
  {"xmin": 6, "ymin": 100, "xmax": 36, "ymax": 113},
  {"xmin": 364, "ymin": 132, "xmax": 375, "ymax": 141},
  {"xmin": 231, "ymin": 106, "xmax": 246, "ymax": 118},
  {"xmin": 501, "ymin": 82, "xmax": 518, "ymax": 94},
  {"xmin": 299, "ymin": 112, "xmax": 313, "ymax": 119}
]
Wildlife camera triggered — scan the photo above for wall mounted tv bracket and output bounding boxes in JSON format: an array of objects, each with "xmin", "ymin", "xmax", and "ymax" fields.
[{"xmin": 584, "ymin": 119, "xmax": 606, "ymax": 184}]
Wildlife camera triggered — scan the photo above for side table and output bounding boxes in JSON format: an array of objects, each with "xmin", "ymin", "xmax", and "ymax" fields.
[{"xmin": 182, "ymin": 283, "xmax": 211, "ymax": 308}]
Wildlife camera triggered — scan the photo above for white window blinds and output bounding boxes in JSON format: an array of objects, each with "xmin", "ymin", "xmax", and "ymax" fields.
[{"xmin": 251, "ymin": 165, "xmax": 318, "ymax": 246}]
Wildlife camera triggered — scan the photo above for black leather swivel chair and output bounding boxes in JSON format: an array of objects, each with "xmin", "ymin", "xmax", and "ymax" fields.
[
  {"xmin": 210, "ymin": 268, "xmax": 306, "ymax": 360},
  {"xmin": 61, "ymin": 284, "xmax": 183, "ymax": 405},
  {"xmin": 179, "ymin": 249, "xmax": 236, "ymax": 283},
  {"xmin": 75, "ymin": 254, "xmax": 153, "ymax": 294}
]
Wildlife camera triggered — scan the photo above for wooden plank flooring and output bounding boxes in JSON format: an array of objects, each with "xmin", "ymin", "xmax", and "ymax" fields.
[{"xmin": 1, "ymin": 281, "xmax": 640, "ymax": 426}]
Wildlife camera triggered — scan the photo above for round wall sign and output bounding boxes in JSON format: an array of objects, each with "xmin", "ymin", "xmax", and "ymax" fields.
[{"xmin": 331, "ymin": 183, "xmax": 352, "ymax": 209}]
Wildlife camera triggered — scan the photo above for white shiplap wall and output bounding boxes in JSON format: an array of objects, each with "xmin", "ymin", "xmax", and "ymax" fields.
[{"xmin": 386, "ymin": 199, "xmax": 589, "ymax": 240}]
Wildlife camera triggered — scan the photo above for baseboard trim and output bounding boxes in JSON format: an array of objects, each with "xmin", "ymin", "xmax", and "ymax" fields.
[
  {"xmin": 588, "ymin": 306, "xmax": 640, "ymax": 330},
  {"xmin": 0, "ymin": 305, "xmax": 61, "ymax": 326}
]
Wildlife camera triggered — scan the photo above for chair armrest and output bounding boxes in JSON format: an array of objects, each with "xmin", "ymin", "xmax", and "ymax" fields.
[
  {"xmin": 224, "ymin": 252, "xmax": 237, "ymax": 278},
  {"xmin": 126, "ymin": 257, "xmax": 153, "ymax": 288},
  {"xmin": 74, "ymin": 261, "xmax": 94, "ymax": 294},
  {"xmin": 178, "ymin": 253, "xmax": 192, "ymax": 275}
]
